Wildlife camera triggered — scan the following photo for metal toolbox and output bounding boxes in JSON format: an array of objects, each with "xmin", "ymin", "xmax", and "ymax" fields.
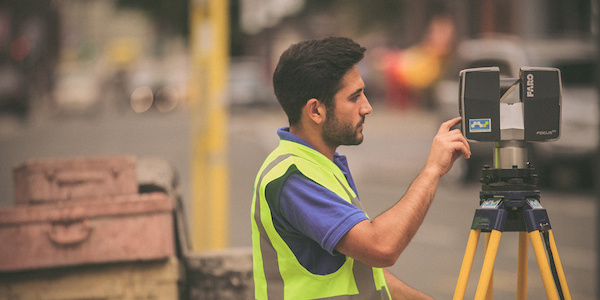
[
  {"xmin": 0, "ymin": 192, "xmax": 175, "ymax": 272},
  {"xmin": 13, "ymin": 156, "xmax": 138, "ymax": 205}
]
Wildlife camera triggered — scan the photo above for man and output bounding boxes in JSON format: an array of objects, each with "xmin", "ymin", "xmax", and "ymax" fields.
[{"xmin": 251, "ymin": 37, "xmax": 471, "ymax": 299}]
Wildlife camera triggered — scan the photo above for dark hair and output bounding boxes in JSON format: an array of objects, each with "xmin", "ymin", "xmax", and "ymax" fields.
[{"xmin": 272, "ymin": 37, "xmax": 366, "ymax": 126}]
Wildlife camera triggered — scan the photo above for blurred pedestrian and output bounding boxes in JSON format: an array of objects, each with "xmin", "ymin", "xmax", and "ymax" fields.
[{"xmin": 383, "ymin": 15, "xmax": 456, "ymax": 110}]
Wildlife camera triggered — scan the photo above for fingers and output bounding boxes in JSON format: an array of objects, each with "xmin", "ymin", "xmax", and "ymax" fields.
[
  {"xmin": 454, "ymin": 139, "xmax": 471, "ymax": 159},
  {"xmin": 437, "ymin": 118, "xmax": 471, "ymax": 159},
  {"xmin": 439, "ymin": 117, "xmax": 462, "ymax": 133},
  {"xmin": 451, "ymin": 129, "xmax": 471, "ymax": 159},
  {"xmin": 452, "ymin": 131, "xmax": 471, "ymax": 159},
  {"xmin": 440, "ymin": 134, "xmax": 470, "ymax": 160},
  {"xmin": 426, "ymin": 118, "xmax": 472, "ymax": 177}
]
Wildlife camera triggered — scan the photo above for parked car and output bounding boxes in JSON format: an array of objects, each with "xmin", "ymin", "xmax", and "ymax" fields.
[{"xmin": 434, "ymin": 37, "xmax": 598, "ymax": 189}]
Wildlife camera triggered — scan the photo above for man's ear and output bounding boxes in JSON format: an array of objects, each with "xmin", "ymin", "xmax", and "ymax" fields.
[{"xmin": 306, "ymin": 98, "xmax": 326, "ymax": 125}]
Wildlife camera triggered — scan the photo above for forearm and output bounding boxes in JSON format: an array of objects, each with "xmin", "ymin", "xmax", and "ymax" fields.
[
  {"xmin": 336, "ymin": 166, "xmax": 442, "ymax": 267},
  {"xmin": 371, "ymin": 166, "xmax": 441, "ymax": 259}
]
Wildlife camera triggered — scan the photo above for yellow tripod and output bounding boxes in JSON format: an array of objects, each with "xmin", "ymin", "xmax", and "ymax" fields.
[{"xmin": 452, "ymin": 166, "xmax": 571, "ymax": 300}]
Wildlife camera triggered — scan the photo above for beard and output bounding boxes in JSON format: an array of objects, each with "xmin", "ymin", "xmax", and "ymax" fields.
[{"xmin": 322, "ymin": 111, "xmax": 364, "ymax": 147}]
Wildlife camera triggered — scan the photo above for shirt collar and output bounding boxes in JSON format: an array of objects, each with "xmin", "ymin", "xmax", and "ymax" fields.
[
  {"xmin": 277, "ymin": 127, "xmax": 312, "ymax": 149},
  {"xmin": 277, "ymin": 127, "xmax": 358, "ymax": 196},
  {"xmin": 277, "ymin": 126, "xmax": 348, "ymax": 166}
]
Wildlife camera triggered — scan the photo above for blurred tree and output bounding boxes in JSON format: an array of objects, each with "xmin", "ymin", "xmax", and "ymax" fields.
[
  {"xmin": 115, "ymin": 0, "xmax": 189, "ymax": 38},
  {"xmin": 115, "ymin": 0, "xmax": 250, "ymax": 56},
  {"xmin": 230, "ymin": 0, "xmax": 244, "ymax": 56},
  {"xmin": 0, "ymin": 0, "xmax": 60, "ymax": 117},
  {"xmin": 302, "ymin": 0, "xmax": 451, "ymax": 47},
  {"xmin": 304, "ymin": 0, "xmax": 405, "ymax": 36}
]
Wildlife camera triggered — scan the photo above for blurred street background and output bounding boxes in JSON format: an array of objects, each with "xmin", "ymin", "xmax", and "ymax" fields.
[{"xmin": 0, "ymin": 0, "xmax": 598, "ymax": 298}]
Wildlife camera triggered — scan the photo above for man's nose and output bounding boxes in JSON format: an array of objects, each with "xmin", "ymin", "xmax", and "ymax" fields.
[{"xmin": 361, "ymin": 97, "xmax": 373, "ymax": 115}]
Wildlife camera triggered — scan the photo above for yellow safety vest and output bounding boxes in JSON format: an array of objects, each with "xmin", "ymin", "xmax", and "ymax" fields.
[{"xmin": 252, "ymin": 139, "xmax": 391, "ymax": 299}]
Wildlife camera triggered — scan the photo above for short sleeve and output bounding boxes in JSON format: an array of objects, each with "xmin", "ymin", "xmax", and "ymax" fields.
[{"xmin": 279, "ymin": 173, "xmax": 369, "ymax": 255}]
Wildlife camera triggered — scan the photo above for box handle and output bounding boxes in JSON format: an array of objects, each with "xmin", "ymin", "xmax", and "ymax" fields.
[
  {"xmin": 47, "ymin": 219, "xmax": 94, "ymax": 246},
  {"xmin": 45, "ymin": 168, "xmax": 123, "ymax": 187},
  {"xmin": 53, "ymin": 171, "xmax": 107, "ymax": 187}
]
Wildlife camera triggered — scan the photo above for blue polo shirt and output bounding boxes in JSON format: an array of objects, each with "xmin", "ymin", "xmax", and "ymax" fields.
[{"xmin": 266, "ymin": 127, "xmax": 369, "ymax": 275}]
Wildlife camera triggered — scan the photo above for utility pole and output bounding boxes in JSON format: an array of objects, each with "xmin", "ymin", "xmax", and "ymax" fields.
[
  {"xmin": 593, "ymin": 0, "xmax": 600, "ymax": 295},
  {"xmin": 189, "ymin": 0, "xmax": 230, "ymax": 251}
]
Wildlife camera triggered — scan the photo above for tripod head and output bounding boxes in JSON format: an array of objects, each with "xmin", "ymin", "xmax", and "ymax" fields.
[{"xmin": 480, "ymin": 141, "xmax": 538, "ymax": 192}]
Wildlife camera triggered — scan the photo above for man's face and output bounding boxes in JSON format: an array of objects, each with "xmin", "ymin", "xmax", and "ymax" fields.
[{"xmin": 322, "ymin": 66, "xmax": 372, "ymax": 147}]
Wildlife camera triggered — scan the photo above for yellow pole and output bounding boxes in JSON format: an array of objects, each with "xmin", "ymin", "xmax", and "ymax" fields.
[
  {"xmin": 454, "ymin": 229, "xmax": 481, "ymax": 300},
  {"xmin": 530, "ymin": 231, "xmax": 560, "ymax": 300},
  {"xmin": 547, "ymin": 230, "xmax": 572, "ymax": 300},
  {"xmin": 517, "ymin": 232, "xmax": 529, "ymax": 300},
  {"xmin": 485, "ymin": 232, "xmax": 494, "ymax": 300},
  {"xmin": 474, "ymin": 230, "xmax": 501, "ymax": 300},
  {"xmin": 189, "ymin": 0, "xmax": 230, "ymax": 251}
]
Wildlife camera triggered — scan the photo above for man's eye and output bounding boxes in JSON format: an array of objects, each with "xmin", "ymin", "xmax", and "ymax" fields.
[{"xmin": 350, "ymin": 93, "xmax": 362, "ymax": 101}]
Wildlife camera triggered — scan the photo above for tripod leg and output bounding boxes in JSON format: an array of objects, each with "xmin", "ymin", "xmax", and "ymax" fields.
[
  {"xmin": 484, "ymin": 233, "xmax": 493, "ymax": 300},
  {"xmin": 474, "ymin": 230, "xmax": 502, "ymax": 300},
  {"xmin": 454, "ymin": 229, "xmax": 481, "ymax": 300},
  {"xmin": 529, "ymin": 230, "xmax": 560, "ymax": 300},
  {"xmin": 542, "ymin": 231, "xmax": 564, "ymax": 299},
  {"xmin": 517, "ymin": 232, "xmax": 528, "ymax": 300},
  {"xmin": 546, "ymin": 230, "xmax": 572, "ymax": 300}
]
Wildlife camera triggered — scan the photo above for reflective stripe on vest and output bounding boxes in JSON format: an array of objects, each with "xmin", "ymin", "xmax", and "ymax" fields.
[{"xmin": 252, "ymin": 140, "xmax": 390, "ymax": 299}]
